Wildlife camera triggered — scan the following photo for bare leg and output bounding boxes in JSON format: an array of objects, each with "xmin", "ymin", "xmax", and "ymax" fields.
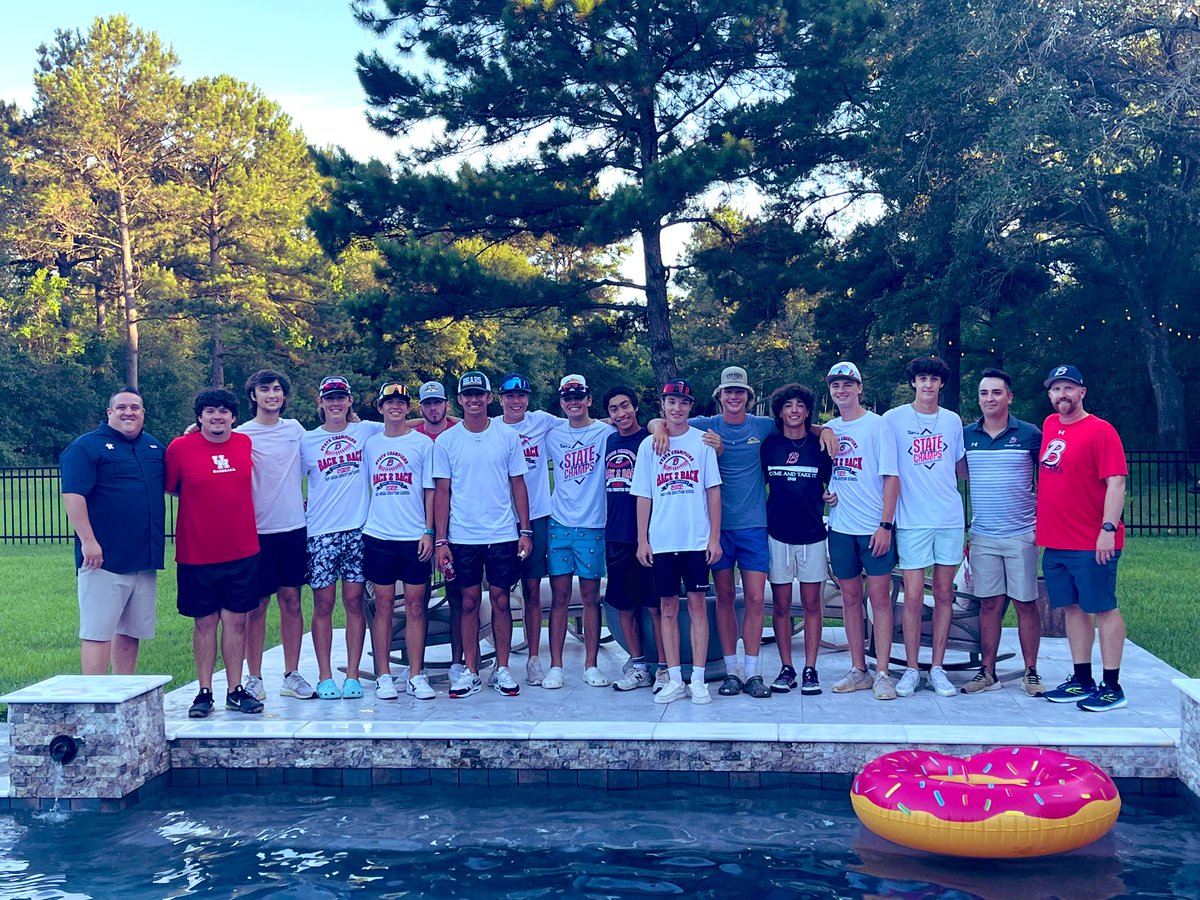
[
  {"xmin": 523, "ymin": 576, "xmax": 543, "ymax": 658},
  {"xmin": 649, "ymin": 608, "xmax": 664, "ymax": 663},
  {"xmin": 770, "ymin": 582, "xmax": 794, "ymax": 668},
  {"xmin": 343, "ymin": 581, "xmax": 366, "ymax": 680},
  {"xmin": 459, "ymin": 584, "xmax": 482, "ymax": 670},
  {"xmin": 445, "ymin": 581, "xmax": 464, "ymax": 666},
  {"xmin": 548, "ymin": 574, "xmax": 572, "ymax": 668},
  {"xmin": 866, "ymin": 573, "xmax": 894, "ymax": 674},
  {"xmin": 110, "ymin": 634, "xmax": 139, "ymax": 674},
  {"xmin": 619, "ymin": 608, "xmax": 643, "ymax": 657},
  {"xmin": 712, "ymin": 567, "xmax": 739, "ymax": 658},
  {"xmin": 929, "ymin": 564, "xmax": 956, "ymax": 668},
  {"xmin": 660, "ymin": 596, "xmax": 681, "ymax": 668},
  {"xmin": 1063, "ymin": 604, "xmax": 1095, "ymax": 665},
  {"xmin": 219, "ymin": 609, "xmax": 248, "ymax": 693},
  {"xmin": 1096, "ymin": 607, "xmax": 1126, "ymax": 671},
  {"xmin": 81, "ymin": 639, "xmax": 113, "ymax": 675},
  {"xmin": 1014, "ymin": 599, "xmax": 1042, "ymax": 671},
  {"xmin": 686, "ymin": 591, "xmax": 710, "ymax": 677},
  {"xmin": 489, "ymin": 584, "xmax": 514, "ymax": 669},
  {"xmin": 371, "ymin": 581, "xmax": 396, "ymax": 677},
  {"xmin": 799, "ymin": 581, "xmax": 823, "ymax": 669},
  {"xmin": 192, "ymin": 613, "xmax": 219, "ymax": 690},
  {"xmin": 579, "ymin": 577, "xmax": 602, "ymax": 668},
  {"xmin": 404, "ymin": 581, "xmax": 430, "ymax": 675},
  {"xmin": 311, "ymin": 584, "xmax": 336, "ymax": 681},
  {"xmin": 978, "ymin": 594, "xmax": 1006, "ymax": 672},
  {"xmin": 740, "ymin": 569, "xmax": 767, "ymax": 658},
  {"xmin": 277, "ymin": 585, "xmax": 304, "ymax": 674},
  {"xmin": 901, "ymin": 569, "xmax": 927, "ymax": 669},
  {"xmin": 245, "ymin": 596, "xmax": 270, "ymax": 678},
  {"xmin": 838, "ymin": 576, "xmax": 868, "ymax": 671}
]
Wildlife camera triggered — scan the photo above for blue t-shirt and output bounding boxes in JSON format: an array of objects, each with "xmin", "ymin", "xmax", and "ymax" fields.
[
  {"xmin": 689, "ymin": 414, "xmax": 776, "ymax": 530},
  {"xmin": 60, "ymin": 423, "xmax": 166, "ymax": 573}
]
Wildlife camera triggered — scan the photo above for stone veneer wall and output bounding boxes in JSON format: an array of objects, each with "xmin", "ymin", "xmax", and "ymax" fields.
[{"xmin": 8, "ymin": 689, "xmax": 169, "ymax": 800}]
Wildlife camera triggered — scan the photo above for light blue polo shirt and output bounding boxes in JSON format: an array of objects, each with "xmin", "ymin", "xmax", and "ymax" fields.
[{"xmin": 963, "ymin": 415, "xmax": 1042, "ymax": 538}]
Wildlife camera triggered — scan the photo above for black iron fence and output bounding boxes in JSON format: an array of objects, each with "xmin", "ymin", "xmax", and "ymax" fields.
[{"xmin": 2, "ymin": 451, "xmax": 1197, "ymax": 543}]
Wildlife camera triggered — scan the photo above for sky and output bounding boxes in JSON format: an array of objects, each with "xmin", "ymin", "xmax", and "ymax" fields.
[{"xmin": 1, "ymin": 0, "xmax": 399, "ymax": 161}]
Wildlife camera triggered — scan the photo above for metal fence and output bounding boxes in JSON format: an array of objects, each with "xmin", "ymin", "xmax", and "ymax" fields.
[{"xmin": 2, "ymin": 452, "xmax": 1198, "ymax": 543}]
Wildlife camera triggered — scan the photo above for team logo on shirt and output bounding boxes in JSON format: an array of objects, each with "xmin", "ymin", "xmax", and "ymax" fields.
[
  {"xmin": 520, "ymin": 435, "xmax": 542, "ymax": 471},
  {"xmin": 605, "ymin": 448, "xmax": 636, "ymax": 493},
  {"xmin": 559, "ymin": 442, "xmax": 598, "ymax": 483},
  {"xmin": 832, "ymin": 436, "xmax": 863, "ymax": 480},
  {"xmin": 1040, "ymin": 438, "xmax": 1066, "ymax": 471},
  {"xmin": 211, "ymin": 454, "xmax": 232, "ymax": 473},
  {"xmin": 657, "ymin": 450, "xmax": 699, "ymax": 494},
  {"xmin": 317, "ymin": 435, "xmax": 363, "ymax": 477},
  {"xmin": 907, "ymin": 432, "xmax": 946, "ymax": 469},
  {"xmin": 372, "ymin": 451, "xmax": 414, "ymax": 494}
]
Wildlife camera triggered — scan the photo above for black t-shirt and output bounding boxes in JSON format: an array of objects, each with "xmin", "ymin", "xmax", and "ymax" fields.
[
  {"xmin": 605, "ymin": 427, "xmax": 649, "ymax": 544},
  {"xmin": 760, "ymin": 432, "xmax": 832, "ymax": 545}
]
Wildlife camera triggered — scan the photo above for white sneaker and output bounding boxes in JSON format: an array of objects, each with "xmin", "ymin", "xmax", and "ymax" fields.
[
  {"xmin": 929, "ymin": 666, "xmax": 957, "ymax": 698},
  {"xmin": 243, "ymin": 675, "xmax": 266, "ymax": 701},
  {"xmin": 896, "ymin": 667, "xmax": 921, "ymax": 697},
  {"xmin": 613, "ymin": 668, "xmax": 653, "ymax": 691},
  {"xmin": 280, "ymin": 671, "xmax": 316, "ymax": 699},
  {"xmin": 406, "ymin": 674, "xmax": 435, "ymax": 700},
  {"xmin": 542, "ymin": 666, "xmax": 565, "ymax": 690},
  {"xmin": 654, "ymin": 680, "xmax": 688, "ymax": 704},
  {"xmin": 449, "ymin": 669, "xmax": 481, "ymax": 698},
  {"xmin": 375, "ymin": 674, "xmax": 399, "ymax": 700},
  {"xmin": 449, "ymin": 662, "xmax": 466, "ymax": 683},
  {"xmin": 652, "ymin": 668, "xmax": 670, "ymax": 694},
  {"xmin": 492, "ymin": 666, "xmax": 520, "ymax": 696},
  {"xmin": 526, "ymin": 657, "xmax": 545, "ymax": 686},
  {"xmin": 689, "ymin": 679, "xmax": 712, "ymax": 705}
]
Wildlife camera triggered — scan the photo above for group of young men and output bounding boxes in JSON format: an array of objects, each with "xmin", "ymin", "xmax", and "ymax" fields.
[{"xmin": 60, "ymin": 354, "xmax": 1130, "ymax": 717}]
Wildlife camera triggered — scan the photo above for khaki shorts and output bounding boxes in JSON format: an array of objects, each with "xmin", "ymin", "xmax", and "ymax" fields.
[
  {"xmin": 969, "ymin": 531, "xmax": 1039, "ymax": 602},
  {"xmin": 767, "ymin": 536, "xmax": 828, "ymax": 585},
  {"xmin": 78, "ymin": 568, "xmax": 157, "ymax": 641}
]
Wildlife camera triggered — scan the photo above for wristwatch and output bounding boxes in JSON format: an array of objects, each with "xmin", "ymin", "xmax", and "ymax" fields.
[
  {"xmin": 879, "ymin": 521, "xmax": 894, "ymax": 532},
  {"xmin": 1101, "ymin": 522, "xmax": 1117, "ymax": 533}
]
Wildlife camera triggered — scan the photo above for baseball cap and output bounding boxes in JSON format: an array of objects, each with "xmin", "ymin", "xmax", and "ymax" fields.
[
  {"xmin": 715, "ymin": 365, "xmax": 751, "ymax": 392},
  {"xmin": 661, "ymin": 380, "xmax": 694, "ymax": 399},
  {"xmin": 825, "ymin": 361, "xmax": 863, "ymax": 384},
  {"xmin": 457, "ymin": 371, "xmax": 492, "ymax": 393},
  {"xmin": 376, "ymin": 382, "xmax": 409, "ymax": 404},
  {"xmin": 418, "ymin": 381, "xmax": 447, "ymax": 402},
  {"xmin": 498, "ymin": 373, "xmax": 532, "ymax": 394},
  {"xmin": 558, "ymin": 374, "xmax": 589, "ymax": 396},
  {"xmin": 319, "ymin": 375, "xmax": 352, "ymax": 398},
  {"xmin": 1044, "ymin": 364, "xmax": 1084, "ymax": 388}
]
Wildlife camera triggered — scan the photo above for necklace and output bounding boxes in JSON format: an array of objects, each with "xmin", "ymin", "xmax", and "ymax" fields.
[
  {"xmin": 785, "ymin": 433, "xmax": 808, "ymax": 450},
  {"xmin": 913, "ymin": 406, "xmax": 940, "ymax": 431}
]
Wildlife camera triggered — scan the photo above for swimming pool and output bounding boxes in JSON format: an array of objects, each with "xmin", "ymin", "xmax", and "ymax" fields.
[{"xmin": 2, "ymin": 785, "xmax": 1198, "ymax": 898}]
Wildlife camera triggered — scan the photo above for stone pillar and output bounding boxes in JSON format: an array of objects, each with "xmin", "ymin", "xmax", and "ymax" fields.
[
  {"xmin": 2, "ymin": 675, "xmax": 171, "ymax": 801},
  {"xmin": 1176, "ymin": 679, "xmax": 1200, "ymax": 800}
]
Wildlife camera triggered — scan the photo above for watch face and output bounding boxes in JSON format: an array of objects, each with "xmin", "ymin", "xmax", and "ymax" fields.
[{"xmin": 1102, "ymin": 523, "xmax": 1117, "ymax": 532}]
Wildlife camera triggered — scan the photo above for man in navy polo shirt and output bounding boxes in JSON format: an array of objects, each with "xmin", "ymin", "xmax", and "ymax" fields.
[
  {"xmin": 61, "ymin": 387, "xmax": 166, "ymax": 675},
  {"xmin": 961, "ymin": 368, "xmax": 1045, "ymax": 696}
]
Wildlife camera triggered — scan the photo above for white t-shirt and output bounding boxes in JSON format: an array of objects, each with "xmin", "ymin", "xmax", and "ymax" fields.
[
  {"xmin": 235, "ymin": 418, "xmax": 306, "ymax": 534},
  {"xmin": 630, "ymin": 427, "xmax": 722, "ymax": 553},
  {"xmin": 882, "ymin": 404, "xmax": 966, "ymax": 529},
  {"xmin": 363, "ymin": 429, "xmax": 435, "ymax": 541},
  {"xmin": 300, "ymin": 421, "xmax": 384, "ymax": 536},
  {"xmin": 827, "ymin": 411, "xmax": 900, "ymax": 536},
  {"xmin": 494, "ymin": 409, "xmax": 557, "ymax": 520},
  {"xmin": 433, "ymin": 420, "xmax": 526, "ymax": 545},
  {"xmin": 548, "ymin": 419, "xmax": 615, "ymax": 529}
]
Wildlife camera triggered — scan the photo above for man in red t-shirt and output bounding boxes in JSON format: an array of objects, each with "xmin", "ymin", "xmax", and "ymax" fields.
[
  {"xmin": 165, "ymin": 388, "xmax": 262, "ymax": 719},
  {"xmin": 1035, "ymin": 365, "xmax": 1129, "ymax": 712}
]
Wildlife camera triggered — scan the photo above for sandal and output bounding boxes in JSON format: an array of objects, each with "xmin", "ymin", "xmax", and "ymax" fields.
[
  {"xmin": 744, "ymin": 675, "xmax": 772, "ymax": 699},
  {"xmin": 316, "ymin": 678, "xmax": 340, "ymax": 700},
  {"xmin": 583, "ymin": 666, "xmax": 610, "ymax": 687},
  {"xmin": 341, "ymin": 678, "xmax": 364, "ymax": 699},
  {"xmin": 719, "ymin": 673, "xmax": 744, "ymax": 696}
]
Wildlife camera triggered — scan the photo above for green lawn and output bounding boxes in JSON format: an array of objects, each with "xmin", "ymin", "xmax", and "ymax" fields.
[{"xmin": 2, "ymin": 538, "xmax": 1198, "ymax": 717}]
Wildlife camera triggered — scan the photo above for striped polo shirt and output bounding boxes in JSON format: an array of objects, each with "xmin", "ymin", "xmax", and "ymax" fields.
[{"xmin": 963, "ymin": 415, "xmax": 1042, "ymax": 538}]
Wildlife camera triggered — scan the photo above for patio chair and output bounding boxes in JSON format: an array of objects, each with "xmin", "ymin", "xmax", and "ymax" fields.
[{"xmin": 510, "ymin": 578, "xmax": 614, "ymax": 653}]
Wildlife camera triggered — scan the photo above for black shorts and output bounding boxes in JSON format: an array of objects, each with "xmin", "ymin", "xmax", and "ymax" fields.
[
  {"xmin": 256, "ymin": 528, "xmax": 307, "ymax": 598},
  {"xmin": 177, "ymin": 555, "xmax": 260, "ymax": 618},
  {"xmin": 363, "ymin": 534, "xmax": 432, "ymax": 587},
  {"xmin": 451, "ymin": 541, "xmax": 521, "ymax": 592},
  {"xmin": 605, "ymin": 542, "xmax": 659, "ymax": 611},
  {"xmin": 651, "ymin": 550, "xmax": 710, "ymax": 598}
]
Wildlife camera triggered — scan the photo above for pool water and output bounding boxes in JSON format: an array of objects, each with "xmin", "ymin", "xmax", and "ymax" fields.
[{"xmin": 2, "ymin": 785, "xmax": 1199, "ymax": 898}]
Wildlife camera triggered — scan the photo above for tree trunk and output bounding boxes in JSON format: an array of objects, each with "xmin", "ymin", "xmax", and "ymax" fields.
[
  {"xmin": 1138, "ymin": 307, "xmax": 1187, "ymax": 452},
  {"xmin": 642, "ymin": 223, "xmax": 678, "ymax": 386},
  {"xmin": 209, "ymin": 201, "xmax": 224, "ymax": 387},
  {"xmin": 115, "ymin": 185, "xmax": 139, "ymax": 389},
  {"xmin": 211, "ymin": 314, "xmax": 225, "ymax": 388},
  {"xmin": 936, "ymin": 302, "xmax": 962, "ymax": 412}
]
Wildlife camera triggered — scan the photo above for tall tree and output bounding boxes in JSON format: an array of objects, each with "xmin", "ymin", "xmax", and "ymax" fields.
[
  {"xmin": 25, "ymin": 15, "xmax": 183, "ymax": 388},
  {"xmin": 322, "ymin": 0, "xmax": 878, "ymax": 384}
]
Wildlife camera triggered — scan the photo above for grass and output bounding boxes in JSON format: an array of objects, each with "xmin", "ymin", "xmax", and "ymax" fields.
[{"xmin": 2, "ymin": 537, "xmax": 1198, "ymax": 717}]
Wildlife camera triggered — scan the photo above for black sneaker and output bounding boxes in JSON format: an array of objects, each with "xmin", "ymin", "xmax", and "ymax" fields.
[
  {"xmin": 188, "ymin": 688, "xmax": 214, "ymax": 719},
  {"xmin": 1043, "ymin": 675, "xmax": 1096, "ymax": 704},
  {"xmin": 226, "ymin": 685, "xmax": 265, "ymax": 714},
  {"xmin": 1077, "ymin": 682, "xmax": 1127, "ymax": 712},
  {"xmin": 801, "ymin": 666, "xmax": 822, "ymax": 695},
  {"xmin": 771, "ymin": 665, "xmax": 798, "ymax": 694}
]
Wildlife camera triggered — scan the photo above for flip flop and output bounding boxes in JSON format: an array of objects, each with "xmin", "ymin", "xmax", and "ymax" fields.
[
  {"xmin": 316, "ymin": 678, "xmax": 340, "ymax": 700},
  {"xmin": 341, "ymin": 678, "xmax": 364, "ymax": 699}
]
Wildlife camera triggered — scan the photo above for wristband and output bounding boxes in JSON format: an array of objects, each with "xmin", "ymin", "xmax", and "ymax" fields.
[
  {"xmin": 423, "ymin": 528, "xmax": 435, "ymax": 536},
  {"xmin": 519, "ymin": 529, "xmax": 534, "ymax": 537},
  {"xmin": 434, "ymin": 540, "xmax": 449, "ymax": 547},
  {"xmin": 878, "ymin": 521, "xmax": 894, "ymax": 532}
]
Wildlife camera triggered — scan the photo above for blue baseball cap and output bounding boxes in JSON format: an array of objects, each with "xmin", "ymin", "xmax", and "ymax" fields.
[{"xmin": 1044, "ymin": 364, "xmax": 1084, "ymax": 388}]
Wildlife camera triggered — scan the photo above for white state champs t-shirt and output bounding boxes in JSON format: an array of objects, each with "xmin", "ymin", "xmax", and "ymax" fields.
[
  {"xmin": 300, "ymin": 421, "xmax": 384, "ymax": 536},
  {"xmin": 827, "ymin": 411, "xmax": 899, "ymax": 536},
  {"xmin": 236, "ymin": 417, "xmax": 306, "ymax": 534},
  {"xmin": 882, "ymin": 404, "xmax": 966, "ymax": 529},
  {"xmin": 494, "ymin": 409, "xmax": 557, "ymax": 520},
  {"xmin": 363, "ymin": 429, "xmax": 435, "ymax": 541},
  {"xmin": 630, "ymin": 427, "xmax": 722, "ymax": 553},
  {"xmin": 548, "ymin": 419, "xmax": 615, "ymax": 529},
  {"xmin": 432, "ymin": 420, "xmax": 526, "ymax": 545}
]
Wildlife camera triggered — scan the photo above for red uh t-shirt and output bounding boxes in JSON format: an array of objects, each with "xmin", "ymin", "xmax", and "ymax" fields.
[
  {"xmin": 1035, "ymin": 414, "xmax": 1127, "ymax": 552},
  {"xmin": 165, "ymin": 431, "xmax": 259, "ymax": 565}
]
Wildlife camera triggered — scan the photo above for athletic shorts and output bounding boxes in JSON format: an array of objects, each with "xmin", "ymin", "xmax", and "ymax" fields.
[
  {"xmin": 604, "ymin": 541, "xmax": 658, "ymax": 611},
  {"xmin": 1043, "ymin": 548, "xmax": 1120, "ymax": 614},
  {"xmin": 897, "ymin": 527, "xmax": 963, "ymax": 570},
  {"xmin": 969, "ymin": 531, "xmax": 1039, "ymax": 602},
  {"xmin": 451, "ymin": 541, "xmax": 521, "ymax": 592},
  {"xmin": 709, "ymin": 527, "xmax": 770, "ymax": 573},
  {"xmin": 652, "ymin": 550, "xmax": 710, "ymax": 597},
  {"xmin": 519, "ymin": 516, "xmax": 550, "ymax": 581},
  {"xmin": 547, "ymin": 519, "xmax": 606, "ymax": 579},
  {"xmin": 77, "ymin": 568, "xmax": 157, "ymax": 641},
  {"xmin": 767, "ymin": 537, "xmax": 828, "ymax": 585},
  {"xmin": 307, "ymin": 528, "xmax": 364, "ymax": 589},
  {"xmin": 363, "ymin": 534, "xmax": 432, "ymax": 587},
  {"xmin": 256, "ymin": 527, "xmax": 307, "ymax": 598},
  {"xmin": 828, "ymin": 530, "xmax": 897, "ymax": 580},
  {"xmin": 177, "ymin": 555, "xmax": 260, "ymax": 618}
]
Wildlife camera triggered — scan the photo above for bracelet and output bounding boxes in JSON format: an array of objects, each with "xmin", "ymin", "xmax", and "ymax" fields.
[
  {"xmin": 423, "ymin": 527, "xmax": 435, "ymax": 536},
  {"xmin": 434, "ymin": 540, "xmax": 449, "ymax": 547},
  {"xmin": 519, "ymin": 529, "xmax": 534, "ymax": 537}
]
